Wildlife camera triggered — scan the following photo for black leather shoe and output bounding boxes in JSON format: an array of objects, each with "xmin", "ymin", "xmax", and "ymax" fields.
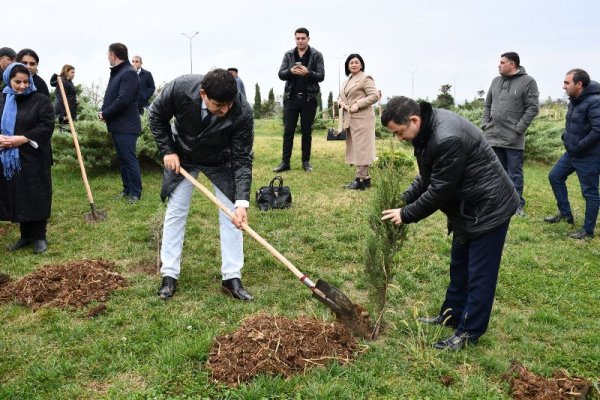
[
  {"xmin": 273, "ymin": 162, "xmax": 291, "ymax": 173},
  {"xmin": 8, "ymin": 238, "xmax": 33, "ymax": 251},
  {"xmin": 302, "ymin": 162, "xmax": 313, "ymax": 172},
  {"xmin": 364, "ymin": 178, "xmax": 372, "ymax": 188},
  {"xmin": 569, "ymin": 229, "xmax": 594, "ymax": 240},
  {"xmin": 33, "ymin": 240, "xmax": 48, "ymax": 254},
  {"xmin": 418, "ymin": 314, "xmax": 457, "ymax": 328},
  {"xmin": 158, "ymin": 276, "xmax": 177, "ymax": 299},
  {"xmin": 126, "ymin": 195, "xmax": 140, "ymax": 204},
  {"xmin": 544, "ymin": 214, "xmax": 574, "ymax": 224},
  {"xmin": 221, "ymin": 278, "xmax": 254, "ymax": 301},
  {"xmin": 515, "ymin": 207, "xmax": 526, "ymax": 217},
  {"xmin": 345, "ymin": 178, "xmax": 366, "ymax": 190},
  {"xmin": 433, "ymin": 334, "xmax": 477, "ymax": 350}
]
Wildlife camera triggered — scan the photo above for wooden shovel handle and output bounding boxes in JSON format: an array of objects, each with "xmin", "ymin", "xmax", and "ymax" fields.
[
  {"xmin": 56, "ymin": 76, "xmax": 95, "ymax": 205},
  {"xmin": 179, "ymin": 167, "xmax": 308, "ymax": 282}
]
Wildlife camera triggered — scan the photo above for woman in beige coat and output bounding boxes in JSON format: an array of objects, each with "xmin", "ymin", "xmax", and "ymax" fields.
[{"xmin": 338, "ymin": 54, "xmax": 379, "ymax": 190}]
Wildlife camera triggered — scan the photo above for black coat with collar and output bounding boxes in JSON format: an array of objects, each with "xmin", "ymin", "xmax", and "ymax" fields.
[
  {"xmin": 138, "ymin": 68, "xmax": 155, "ymax": 109},
  {"xmin": 278, "ymin": 46, "xmax": 325, "ymax": 98},
  {"xmin": 148, "ymin": 74, "xmax": 254, "ymax": 202},
  {"xmin": 101, "ymin": 61, "xmax": 141, "ymax": 134},
  {"xmin": 50, "ymin": 73, "xmax": 77, "ymax": 119},
  {"xmin": 401, "ymin": 103, "xmax": 519, "ymax": 242},
  {"xmin": 0, "ymin": 91, "xmax": 55, "ymax": 222}
]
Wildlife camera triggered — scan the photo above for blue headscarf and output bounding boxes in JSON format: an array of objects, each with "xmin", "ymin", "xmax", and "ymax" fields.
[{"xmin": 1, "ymin": 63, "xmax": 37, "ymax": 179}]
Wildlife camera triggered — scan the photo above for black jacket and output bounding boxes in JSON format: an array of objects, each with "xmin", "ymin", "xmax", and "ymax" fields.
[
  {"xmin": 148, "ymin": 74, "xmax": 254, "ymax": 202},
  {"xmin": 401, "ymin": 103, "xmax": 519, "ymax": 242},
  {"xmin": 138, "ymin": 68, "xmax": 155, "ymax": 110},
  {"xmin": 101, "ymin": 61, "xmax": 141, "ymax": 134},
  {"xmin": 0, "ymin": 92, "xmax": 55, "ymax": 222},
  {"xmin": 278, "ymin": 46, "xmax": 324, "ymax": 98},
  {"xmin": 562, "ymin": 81, "xmax": 600, "ymax": 156},
  {"xmin": 50, "ymin": 73, "xmax": 77, "ymax": 119},
  {"xmin": 33, "ymin": 74, "xmax": 50, "ymax": 97}
]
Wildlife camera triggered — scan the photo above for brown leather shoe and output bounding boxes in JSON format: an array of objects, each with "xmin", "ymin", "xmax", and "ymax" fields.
[{"xmin": 221, "ymin": 278, "xmax": 254, "ymax": 301}]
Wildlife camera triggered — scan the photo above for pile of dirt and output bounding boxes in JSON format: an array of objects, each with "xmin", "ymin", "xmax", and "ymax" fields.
[
  {"xmin": 207, "ymin": 314, "xmax": 359, "ymax": 386},
  {"xmin": 503, "ymin": 361, "xmax": 593, "ymax": 400},
  {"xmin": 0, "ymin": 259, "xmax": 127, "ymax": 310},
  {"xmin": 0, "ymin": 224, "xmax": 12, "ymax": 236}
]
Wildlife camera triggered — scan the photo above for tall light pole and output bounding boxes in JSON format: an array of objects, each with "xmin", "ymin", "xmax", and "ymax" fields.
[
  {"xmin": 451, "ymin": 75, "xmax": 459, "ymax": 101},
  {"xmin": 181, "ymin": 31, "xmax": 199, "ymax": 74},
  {"xmin": 411, "ymin": 70, "xmax": 418, "ymax": 98},
  {"xmin": 332, "ymin": 53, "xmax": 347, "ymax": 117}
]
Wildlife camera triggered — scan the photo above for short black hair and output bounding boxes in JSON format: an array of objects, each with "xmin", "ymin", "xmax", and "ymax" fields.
[
  {"xmin": 344, "ymin": 53, "xmax": 365, "ymax": 76},
  {"xmin": 108, "ymin": 43, "xmax": 129, "ymax": 61},
  {"xmin": 295, "ymin": 27, "xmax": 309, "ymax": 37},
  {"xmin": 201, "ymin": 68, "xmax": 238, "ymax": 103},
  {"xmin": 381, "ymin": 96, "xmax": 421, "ymax": 126},
  {"xmin": 501, "ymin": 52, "xmax": 520, "ymax": 68},
  {"xmin": 16, "ymin": 48, "xmax": 40, "ymax": 64},
  {"xmin": 227, "ymin": 67, "xmax": 238, "ymax": 73},
  {"xmin": 567, "ymin": 68, "xmax": 590, "ymax": 88}
]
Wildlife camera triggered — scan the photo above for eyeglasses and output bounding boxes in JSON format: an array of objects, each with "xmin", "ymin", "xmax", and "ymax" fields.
[{"xmin": 21, "ymin": 61, "xmax": 37, "ymax": 66}]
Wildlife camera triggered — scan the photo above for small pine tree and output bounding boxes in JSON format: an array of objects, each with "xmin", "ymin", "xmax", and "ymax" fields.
[
  {"xmin": 433, "ymin": 84, "xmax": 455, "ymax": 109},
  {"xmin": 316, "ymin": 93, "xmax": 323, "ymax": 113},
  {"xmin": 253, "ymin": 83, "xmax": 262, "ymax": 119},
  {"xmin": 265, "ymin": 88, "xmax": 275, "ymax": 117},
  {"xmin": 327, "ymin": 91, "xmax": 334, "ymax": 117}
]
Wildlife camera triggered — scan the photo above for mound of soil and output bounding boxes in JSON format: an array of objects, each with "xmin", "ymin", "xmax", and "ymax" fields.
[
  {"xmin": 503, "ymin": 361, "xmax": 593, "ymax": 400},
  {"xmin": 0, "ymin": 259, "xmax": 127, "ymax": 310},
  {"xmin": 0, "ymin": 224, "xmax": 12, "ymax": 236},
  {"xmin": 207, "ymin": 314, "xmax": 359, "ymax": 386}
]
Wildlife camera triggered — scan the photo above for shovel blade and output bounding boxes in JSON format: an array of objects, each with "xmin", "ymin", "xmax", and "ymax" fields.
[
  {"xmin": 314, "ymin": 279, "xmax": 372, "ymax": 339},
  {"xmin": 85, "ymin": 209, "xmax": 107, "ymax": 223}
]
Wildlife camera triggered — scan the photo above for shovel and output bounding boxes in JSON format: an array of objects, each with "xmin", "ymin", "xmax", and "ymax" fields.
[
  {"xmin": 56, "ymin": 76, "xmax": 107, "ymax": 223},
  {"xmin": 179, "ymin": 167, "xmax": 372, "ymax": 338}
]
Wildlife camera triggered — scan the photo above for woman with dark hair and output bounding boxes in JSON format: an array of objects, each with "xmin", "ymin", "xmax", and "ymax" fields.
[
  {"xmin": 338, "ymin": 53, "xmax": 379, "ymax": 190},
  {"xmin": 16, "ymin": 48, "xmax": 50, "ymax": 97},
  {"xmin": 50, "ymin": 64, "xmax": 77, "ymax": 125},
  {"xmin": 0, "ymin": 63, "xmax": 55, "ymax": 254}
]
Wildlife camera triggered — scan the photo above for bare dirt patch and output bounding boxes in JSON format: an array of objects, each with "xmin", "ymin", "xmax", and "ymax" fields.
[
  {"xmin": 207, "ymin": 314, "xmax": 360, "ymax": 386},
  {"xmin": 0, "ymin": 259, "xmax": 127, "ymax": 310},
  {"xmin": 503, "ymin": 361, "xmax": 593, "ymax": 399},
  {"xmin": 0, "ymin": 223, "xmax": 13, "ymax": 236},
  {"xmin": 127, "ymin": 259, "xmax": 159, "ymax": 275}
]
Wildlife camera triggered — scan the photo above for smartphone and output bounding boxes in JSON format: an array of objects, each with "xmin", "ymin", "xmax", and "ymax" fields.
[{"xmin": 294, "ymin": 62, "xmax": 302, "ymax": 66}]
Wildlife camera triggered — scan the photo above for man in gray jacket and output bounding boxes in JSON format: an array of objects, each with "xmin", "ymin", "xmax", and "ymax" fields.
[{"xmin": 482, "ymin": 52, "xmax": 539, "ymax": 216}]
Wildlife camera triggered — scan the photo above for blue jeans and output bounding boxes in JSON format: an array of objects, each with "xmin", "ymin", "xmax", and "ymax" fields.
[
  {"xmin": 548, "ymin": 152, "xmax": 600, "ymax": 234},
  {"xmin": 440, "ymin": 220, "xmax": 511, "ymax": 340},
  {"xmin": 111, "ymin": 133, "xmax": 142, "ymax": 198},
  {"xmin": 493, "ymin": 147, "xmax": 525, "ymax": 208}
]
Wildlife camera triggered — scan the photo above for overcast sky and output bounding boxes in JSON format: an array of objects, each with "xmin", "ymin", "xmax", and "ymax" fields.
[{"xmin": 4, "ymin": 0, "xmax": 600, "ymax": 106}]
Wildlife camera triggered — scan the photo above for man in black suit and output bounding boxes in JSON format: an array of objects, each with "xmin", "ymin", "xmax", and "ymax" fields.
[
  {"xmin": 99, "ymin": 43, "xmax": 142, "ymax": 203},
  {"xmin": 131, "ymin": 55, "xmax": 155, "ymax": 115}
]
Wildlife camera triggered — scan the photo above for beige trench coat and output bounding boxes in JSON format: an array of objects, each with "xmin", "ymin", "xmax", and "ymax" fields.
[{"xmin": 338, "ymin": 71, "xmax": 379, "ymax": 165}]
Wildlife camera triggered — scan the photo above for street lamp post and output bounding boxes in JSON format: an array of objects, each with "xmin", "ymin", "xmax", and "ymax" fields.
[
  {"xmin": 181, "ymin": 31, "xmax": 199, "ymax": 74},
  {"xmin": 410, "ymin": 70, "xmax": 418, "ymax": 98},
  {"xmin": 333, "ymin": 53, "xmax": 347, "ymax": 117}
]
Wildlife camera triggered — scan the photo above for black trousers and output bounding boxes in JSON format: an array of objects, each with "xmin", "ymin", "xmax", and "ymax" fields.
[
  {"xmin": 281, "ymin": 95, "xmax": 318, "ymax": 164},
  {"xmin": 20, "ymin": 220, "xmax": 48, "ymax": 240},
  {"xmin": 440, "ymin": 220, "xmax": 511, "ymax": 340}
]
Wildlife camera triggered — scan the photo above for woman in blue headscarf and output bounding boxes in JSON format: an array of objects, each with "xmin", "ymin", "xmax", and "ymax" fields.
[{"xmin": 0, "ymin": 63, "xmax": 54, "ymax": 254}]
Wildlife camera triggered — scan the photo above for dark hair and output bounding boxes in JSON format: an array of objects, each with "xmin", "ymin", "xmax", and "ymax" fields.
[
  {"xmin": 9, "ymin": 64, "xmax": 30, "ymax": 79},
  {"xmin": 295, "ymin": 27, "xmax": 309, "ymax": 37},
  {"xmin": 16, "ymin": 48, "xmax": 39, "ymax": 64},
  {"xmin": 381, "ymin": 96, "xmax": 421, "ymax": 126},
  {"xmin": 567, "ymin": 68, "xmax": 590, "ymax": 88},
  {"xmin": 108, "ymin": 43, "xmax": 128, "ymax": 61},
  {"xmin": 344, "ymin": 53, "xmax": 365, "ymax": 76},
  {"xmin": 60, "ymin": 64, "xmax": 75, "ymax": 78},
  {"xmin": 501, "ymin": 52, "xmax": 520, "ymax": 68},
  {"xmin": 201, "ymin": 68, "xmax": 238, "ymax": 102},
  {"xmin": 227, "ymin": 67, "xmax": 238, "ymax": 73}
]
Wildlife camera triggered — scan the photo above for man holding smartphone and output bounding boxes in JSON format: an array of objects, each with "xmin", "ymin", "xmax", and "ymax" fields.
[{"xmin": 274, "ymin": 27, "xmax": 325, "ymax": 173}]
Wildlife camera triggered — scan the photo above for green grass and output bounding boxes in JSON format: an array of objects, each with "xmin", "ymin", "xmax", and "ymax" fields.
[{"xmin": 1, "ymin": 119, "xmax": 599, "ymax": 399}]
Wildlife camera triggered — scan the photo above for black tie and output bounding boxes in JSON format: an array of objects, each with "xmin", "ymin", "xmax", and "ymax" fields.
[{"xmin": 202, "ymin": 111, "xmax": 212, "ymax": 130}]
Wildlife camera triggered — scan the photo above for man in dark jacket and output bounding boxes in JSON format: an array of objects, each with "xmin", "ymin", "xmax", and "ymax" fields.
[
  {"xmin": 100, "ymin": 43, "xmax": 142, "ymax": 203},
  {"xmin": 0, "ymin": 47, "xmax": 16, "ymax": 90},
  {"xmin": 273, "ymin": 27, "xmax": 324, "ymax": 173},
  {"xmin": 149, "ymin": 68, "xmax": 254, "ymax": 302},
  {"xmin": 482, "ymin": 52, "xmax": 539, "ymax": 216},
  {"xmin": 132, "ymin": 55, "xmax": 155, "ymax": 115},
  {"xmin": 381, "ymin": 96, "xmax": 519, "ymax": 350},
  {"xmin": 545, "ymin": 69, "xmax": 600, "ymax": 240}
]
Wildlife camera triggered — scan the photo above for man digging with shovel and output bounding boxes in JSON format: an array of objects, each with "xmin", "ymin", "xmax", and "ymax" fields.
[{"xmin": 149, "ymin": 69, "xmax": 254, "ymax": 301}]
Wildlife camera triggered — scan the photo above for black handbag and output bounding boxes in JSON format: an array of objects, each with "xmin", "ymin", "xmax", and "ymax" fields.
[
  {"xmin": 255, "ymin": 176, "xmax": 292, "ymax": 211},
  {"xmin": 327, "ymin": 114, "xmax": 347, "ymax": 141}
]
